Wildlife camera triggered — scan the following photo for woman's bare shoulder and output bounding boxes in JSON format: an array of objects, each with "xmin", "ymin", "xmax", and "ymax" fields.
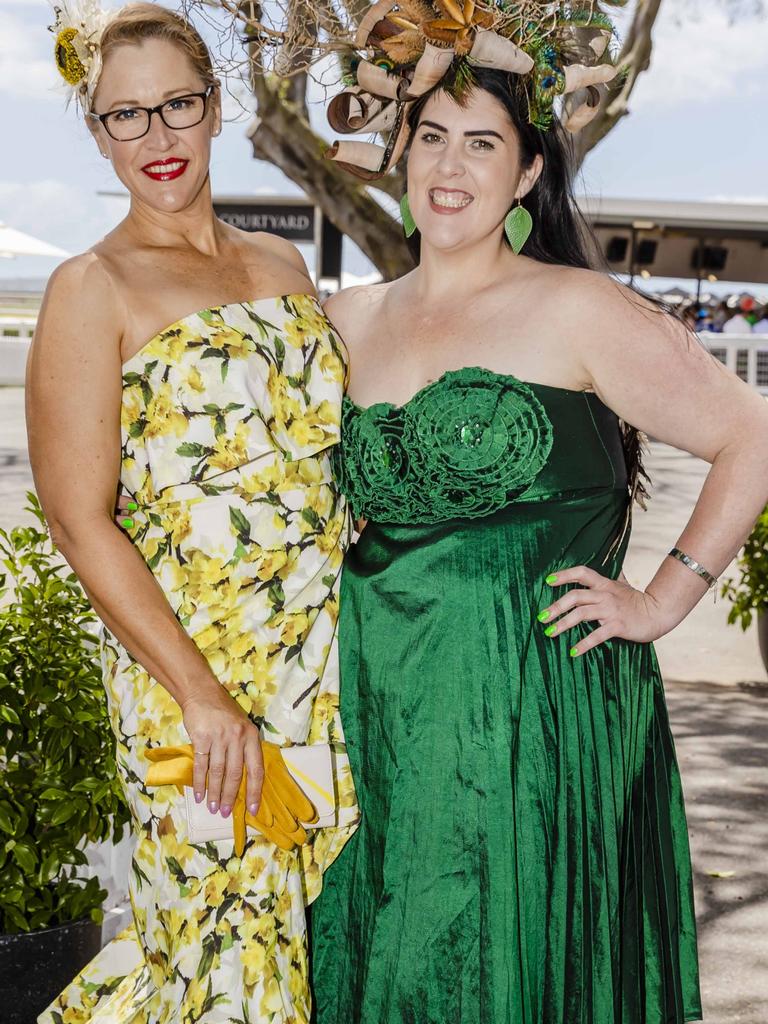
[
  {"xmin": 548, "ymin": 264, "xmax": 664, "ymax": 320},
  {"xmin": 529, "ymin": 263, "xmax": 680, "ymax": 349},
  {"xmin": 46, "ymin": 244, "xmax": 99, "ymax": 281},
  {"xmin": 35, "ymin": 249, "xmax": 124, "ymax": 354},
  {"xmin": 321, "ymin": 282, "xmax": 391, "ymax": 361},
  {"xmin": 323, "ymin": 281, "xmax": 389, "ymax": 326},
  {"xmin": 235, "ymin": 229, "xmax": 315, "ymax": 291}
]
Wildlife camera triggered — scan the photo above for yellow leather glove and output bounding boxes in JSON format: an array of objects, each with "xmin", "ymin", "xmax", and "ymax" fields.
[
  {"xmin": 260, "ymin": 742, "xmax": 318, "ymax": 828},
  {"xmin": 245, "ymin": 772, "xmax": 310, "ymax": 852},
  {"xmin": 145, "ymin": 743, "xmax": 318, "ymax": 856}
]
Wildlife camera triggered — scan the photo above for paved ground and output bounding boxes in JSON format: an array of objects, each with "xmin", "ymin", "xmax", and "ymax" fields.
[
  {"xmin": 669, "ymin": 683, "xmax": 768, "ymax": 1023},
  {"xmin": 623, "ymin": 444, "xmax": 766, "ymax": 686},
  {"xmin": 2, "ymin": 385, "xmax": 766, "ymax": 1021}
]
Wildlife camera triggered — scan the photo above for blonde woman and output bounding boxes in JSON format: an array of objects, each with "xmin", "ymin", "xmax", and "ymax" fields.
[{"xmin": 27, "ymin": 5, "xmax": 356, "ymax": 1021}]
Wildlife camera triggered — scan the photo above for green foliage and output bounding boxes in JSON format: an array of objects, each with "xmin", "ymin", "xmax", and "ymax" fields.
[
  {"xmin": 721, "ymin": 506, "xmax": 768, "ymax": 631},
  {"xmin": 0, "ymin": 493, "xmax": 129, "ymax": 934},
  {"xmin": 448, "ymin": 58, "xmax": 477, "ymax": 103}
]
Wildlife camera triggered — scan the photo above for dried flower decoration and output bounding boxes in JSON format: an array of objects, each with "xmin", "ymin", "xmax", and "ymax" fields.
[{"xmin": 325, "ymin": 0, "xmax": 627, "ymax": 178}]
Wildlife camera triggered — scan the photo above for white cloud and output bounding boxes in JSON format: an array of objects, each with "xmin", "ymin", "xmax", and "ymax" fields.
[
  {"xmin": 219, "ymin": 80, "xmax": 256, "ymax": 123},
  {"xmin": 0, "ymin": 0, "xmax": 53, "ymax": 7},
  {"xmin": 626, "ymin": 5, "xmax": 768, "ymax": 108},
  {"xmin": 0, "ymin": 8, "xmax": 61, "ymax": 101},
  {"xmin": 0, "ymin": 179, "xmax": 116, "ymax": 253}
]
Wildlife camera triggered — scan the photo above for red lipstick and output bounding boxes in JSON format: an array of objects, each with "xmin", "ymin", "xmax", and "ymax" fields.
[{"xmin": 141, "ymin": 158, "xmax": 189, "ymax": 181}]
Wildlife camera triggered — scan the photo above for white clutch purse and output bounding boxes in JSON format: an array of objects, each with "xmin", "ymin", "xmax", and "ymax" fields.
[{"xmin": 183, "ymin": 742, "xmax": 356, "ymax": 844}]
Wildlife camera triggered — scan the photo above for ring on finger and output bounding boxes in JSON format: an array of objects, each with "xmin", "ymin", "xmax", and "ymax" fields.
[{"xmin": 193, "ymin": 751, "xmax": 209, "ymax": 759}]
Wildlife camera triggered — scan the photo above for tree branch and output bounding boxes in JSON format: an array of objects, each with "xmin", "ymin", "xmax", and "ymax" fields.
[
  {"xmin": 276, "ymin": 0, "xmax": 317, "ymax": 117},
  {"xmin": 572, "ymin": 0, "xmax": 663, "ymax": 166},
  {"xmin": 368, "ymin": 166, "xmax": 407, "ymax": 202},
  {"xmin": 248, "ymin": 76, "xmax": 414, "ymax": 279}
]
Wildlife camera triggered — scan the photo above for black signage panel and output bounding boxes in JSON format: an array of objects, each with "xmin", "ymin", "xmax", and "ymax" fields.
[
  {"xmin": 214, "ymin": 201, "xmax": 316, "ymax": 243},
  {"xmin": 319, "ymin": 218, "xmax": 343, "ymax": 280}
]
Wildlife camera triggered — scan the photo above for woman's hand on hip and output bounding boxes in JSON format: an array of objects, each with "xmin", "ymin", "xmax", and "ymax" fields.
[
  {"xmin": 180, "ymin": 687, "xmax": 264, "ymax": 817},
  {"xmin": 538, "ymin": 566, "xmax": 677, "ymax": 656}
]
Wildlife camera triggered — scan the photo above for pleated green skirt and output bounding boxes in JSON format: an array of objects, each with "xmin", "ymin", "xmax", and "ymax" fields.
[
  {"xmin": 313, "ymin": 510, "xmax": 701, "ymax": 1023},
  {"xmin": 312, "ymin": 373, "xmax": 702, "ymax": 1023}
]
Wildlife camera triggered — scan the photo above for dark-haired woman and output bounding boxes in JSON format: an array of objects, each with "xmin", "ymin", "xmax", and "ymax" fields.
[{"xmin": 310, "ymin": 71, "xmax": 768, "ymax": 1023}]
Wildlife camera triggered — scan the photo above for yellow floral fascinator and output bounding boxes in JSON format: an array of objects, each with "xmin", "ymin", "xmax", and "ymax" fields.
[
  {"xmin": 49, "ymin": 0, "xmax": 116, "ymax": 108},
  {"xmin": 326, "ymin": 0, "xmax": 626, "ymax": 179}
]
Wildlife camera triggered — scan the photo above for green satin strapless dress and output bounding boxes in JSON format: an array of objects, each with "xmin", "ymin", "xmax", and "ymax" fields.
[{"xmin": 312, "ymin": 367, "xmax": 701, "ymax": 1024}]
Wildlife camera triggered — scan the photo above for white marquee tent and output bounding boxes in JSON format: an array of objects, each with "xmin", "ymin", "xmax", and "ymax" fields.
[{"xmin": 0, "ymin": 223, "xmax": 69, "ymax": 260}]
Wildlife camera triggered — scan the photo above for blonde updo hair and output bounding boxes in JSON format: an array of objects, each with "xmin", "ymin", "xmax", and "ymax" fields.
[{"xmin": 93, "ymin": 3, "xmax": 215, "ymax": 108}]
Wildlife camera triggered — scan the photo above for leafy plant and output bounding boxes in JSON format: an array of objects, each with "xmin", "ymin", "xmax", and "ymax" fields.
[
  {"xmin": 0, "ymin": 493, "xmax": 129, "ymax": 934},
  {"xmin": 721, "ymin": 505, "xmax": 768, "ymax": 630}
]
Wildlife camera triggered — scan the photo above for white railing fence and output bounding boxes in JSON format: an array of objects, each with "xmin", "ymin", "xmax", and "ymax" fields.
[
  {"xmin": 0, "ymin": 315, "xmax": 35, "ymax": 341},
  {"xmin": 703, "ymin": 333, "xmax": 768, "ymax": 395},
  {"xmin": 0, "ymin": 315, "xmax": 35, "ymax": 384}
]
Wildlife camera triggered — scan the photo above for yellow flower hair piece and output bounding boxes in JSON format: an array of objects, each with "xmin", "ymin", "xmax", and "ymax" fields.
[
  {"xmin": 54, "ymin": 26, "xmax": 87, "ymax": 85},
  {"xmin": 49, "ymin": 0, "xmax": 116, "ymax": 108}
]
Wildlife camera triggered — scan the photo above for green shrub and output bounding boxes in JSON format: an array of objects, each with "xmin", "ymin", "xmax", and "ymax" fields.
[
  {"xmin": 721, "ymin": 505, "xmax": 768, "ymax": 631},
  {"xmin": 0, "ymin": 493, "xmax": 129, "ymax": 934}
]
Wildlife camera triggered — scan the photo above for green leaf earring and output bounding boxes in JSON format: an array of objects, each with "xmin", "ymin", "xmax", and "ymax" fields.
[
  {"xmin": 400, "ymin": 194, "xmax": 417, "ymax": 238},
  {"xmin": 505, "ymin": 200, "xmax": 533, "ymax": 254}
]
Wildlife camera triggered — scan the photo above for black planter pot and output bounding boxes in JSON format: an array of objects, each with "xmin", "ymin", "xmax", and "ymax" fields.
[
  {"xmin": 758, "ymin": 611, "xmax": 768, "ymax": 676},
  {"xmin": 0, "ymin": 916, "xmax": 101, "ymax": 1024}
]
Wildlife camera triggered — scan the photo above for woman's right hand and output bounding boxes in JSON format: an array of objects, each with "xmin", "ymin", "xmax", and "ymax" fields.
[{"xmin": 180, "ymin": 686, "xmax": 264, "ymax": 818}]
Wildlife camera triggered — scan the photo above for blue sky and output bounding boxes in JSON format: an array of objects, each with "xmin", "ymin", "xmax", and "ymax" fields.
[{"xmin": 1, "ymin": 0, "xmax": 767, "ymax": 283}]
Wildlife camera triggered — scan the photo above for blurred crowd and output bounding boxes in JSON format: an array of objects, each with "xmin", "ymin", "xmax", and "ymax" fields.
[{"xmin": 680, "ymin": 295, "xmax": 768, "ymax": 335}]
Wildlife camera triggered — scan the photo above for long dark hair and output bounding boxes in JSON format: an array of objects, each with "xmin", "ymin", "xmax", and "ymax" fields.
[{"xmin": 405, "ymin": 63, "xmax": 649, "ymax": 510}]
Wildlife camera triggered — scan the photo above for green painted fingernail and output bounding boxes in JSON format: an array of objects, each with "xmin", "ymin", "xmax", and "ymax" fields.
[
  {"xmin": 546, "ymin": 574, "xmax": 558, "ymax": 585},
  {"xmin": 121, "ymin": 517, "xmax": 134, "ymax": 529},
  {"xmin": 537, "ymin": 609, "xmax": 551, "ymax": 622},
  {"xmin": 570, "ymin": 646, "xmax": 579, "ymax": 658},
  {"xmin": 545, "ymin": 625, "xmax": 557, "ymax": 637},
  {"xmin": 126, "ymin": 501, "xmax": 138, "ymax": 511}
]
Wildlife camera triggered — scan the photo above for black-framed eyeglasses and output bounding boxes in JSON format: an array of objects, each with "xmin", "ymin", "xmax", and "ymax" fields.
[{"xmin": 88, "ymin": 85, "xmax": 216, "ymax": 142}]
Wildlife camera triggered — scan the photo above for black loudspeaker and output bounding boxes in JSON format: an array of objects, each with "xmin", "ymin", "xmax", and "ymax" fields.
[
  {"xmin": 605, "ymin": 236, "xmax": 629, "ymax": 263},
  {"xmin": 634, "ymin": 239, "xmax": 658, "ymax": 266},
  {"xmin": 691, "ymin": 245, "xmax": 728, "ymax": 272},
  {"xmin": 319, "ymin": 216, "xmax": 343, "ymax": 280}
]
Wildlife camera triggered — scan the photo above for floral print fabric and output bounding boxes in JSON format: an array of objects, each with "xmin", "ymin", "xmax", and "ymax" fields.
[{"xmin": 39, "ymin": 294, "xmax": 358, "ymax": 1024}]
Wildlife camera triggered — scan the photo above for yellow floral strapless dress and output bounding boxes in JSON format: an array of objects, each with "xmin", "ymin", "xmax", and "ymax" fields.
[{"xmin": 39, "ymin": 294, "xmax": 358, "ymax": 1024}]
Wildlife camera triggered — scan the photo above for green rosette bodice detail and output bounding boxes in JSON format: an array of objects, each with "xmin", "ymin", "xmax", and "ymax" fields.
[{"xmin": 335, "ymin": 369, "xmax": 556, "ymax": 522}]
